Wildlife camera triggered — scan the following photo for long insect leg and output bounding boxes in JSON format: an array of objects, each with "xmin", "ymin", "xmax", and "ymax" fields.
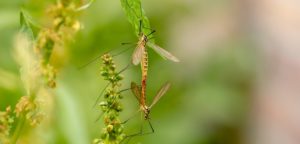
[
  {"xmin": 147, "ymin": 119, "xmax": 155, "ymax": 134},
  {"xmin": 137, "ymin": 119, "xmax": 155, "ymax": 135},
  {"xmin": 93, "ymin": 61, "xmax": 133, "ymax": 109},
  {"xmin": 93, "ymin": 64, "xmax": 133, "ymax": 123},
  {"xmin": 94, "ymin": 82, "xmax": 143, "ymax": 122},
  {"xmin": 121, "ymin": 109, "xmax": 141, "ymax": 124},
  {"xmin": 118, "ymin": 87, "xmax": 133, "ymax": 93},
  {"xmin": 117, "ymin": 63, "xmax": 132, "ymax": 75},
  {"xmin": 95, "ymin": 103, "xmax": 120, "ymax": 123},
  {"xmin": 112, "ymin": 43, "xmax": 136, "ymax": 57},
  {"xmin": 95, "ymin": 82, "xmax": 138, "ymax": 122},
  {"xmin": 93, "ymin": 82, "xmax": 110, "ymax": 108},
  {"xmin": 120, "ymin": 122, "xmax": 143, "ymax": 144},
  {"xmin": 78, "ymin": 43, "xmax": 136, "ymax": 69},
  {"xmin": 94, "ymin": 111, "xmax": 105, "ymax": 123},
  {"xmin": 119, "ymin": 82, "xmax": 142, "ymax": 94},
  {"xmin": 78, "ymin": 54, "xmax": 103, "ymax": 70},
  {"xmin": 122, "ymin": 119, "xmax": 155, "ymax": 143},
  {"xmin": 94, "ymin": 100, "xmax": 120, "ymax": 123}
]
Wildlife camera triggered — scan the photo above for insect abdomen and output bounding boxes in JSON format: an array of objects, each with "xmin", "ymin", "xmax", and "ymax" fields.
[
  {"xmin": 141, "ymin": 48, "xmax": 148, "ymax": 106},
  {"xmin": 142, "ymin": 49, "xmax": 148, "ymax": 74}
]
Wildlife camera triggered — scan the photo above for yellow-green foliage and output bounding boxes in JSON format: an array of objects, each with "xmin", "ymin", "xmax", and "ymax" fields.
[
  {"xmin": 93, "ymin": 54, "xmax": 125, "ymax": 144},
  {"xmin": 0, "ymin": 1, "xmax": 85, "ymax": 143},
  {"xmin": 0, "ymin": 106, "xmax": 14, "ymax": 144},
  {"xmin": 120, "ymin": 0, "xmax": 152, "ymax": 37}
]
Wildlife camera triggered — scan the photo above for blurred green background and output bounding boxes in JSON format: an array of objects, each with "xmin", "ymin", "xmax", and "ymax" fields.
[{"xmin": 0, "ymin": 0, "xmax": 257, "ymax": 143}]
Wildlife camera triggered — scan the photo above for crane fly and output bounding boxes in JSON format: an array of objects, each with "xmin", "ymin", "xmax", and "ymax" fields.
[
  {"xmin": 124, "ymin": 0, "xmax": 179, "ymax": 118},
  {"xmin": 121, "ymin": 81, "xmax": 171, "ymax": 142},
  {"xmin": 131, "ymin": 22, "xmax": 180, "ymax": 116},
  {"xmin": 131, "ymin": 81, "xmax": 171, "ymax": 120}
]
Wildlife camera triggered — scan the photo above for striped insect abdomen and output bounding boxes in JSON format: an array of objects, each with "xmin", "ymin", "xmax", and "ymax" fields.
[{"xmin": 140, "ymin": 47, "xmax": 148, "ymax": 106}]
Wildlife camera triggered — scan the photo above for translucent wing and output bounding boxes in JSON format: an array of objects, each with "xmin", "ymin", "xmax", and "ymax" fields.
[
  {"xmin": 147, "ymin": 42, "xmax": 180, "ymax": 62},
  {"xmin": 76, "ymin": 0, "xmax": 94, "ymax": 11},
  {"xmin": 131, "ymin": 82, "xmax": 142, "ymax": 103},
  {"xmin": 132, "ymin": 44, "xmax": 144, "ymax": 65},
  {"xmin": 149, "ymin": 82, "xmax": 171, "ymax": 109}
]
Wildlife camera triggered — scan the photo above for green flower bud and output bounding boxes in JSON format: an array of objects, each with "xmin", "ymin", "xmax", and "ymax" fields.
[{"xmin": 107, "ymin": 124, "xmax": 113, "ymax": 132}]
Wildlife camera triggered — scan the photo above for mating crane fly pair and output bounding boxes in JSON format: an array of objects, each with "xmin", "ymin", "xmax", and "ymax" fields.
[
  {"xmin": 127, "ymin": 0, "xmax": 179, "ymax": 122},
  {"xmin": 123, "ymin": 22, "xmax": 178, "ymax": 138},
  {"xmin": 85, "ymin": 0, "xmax": 180, "ymax": 139},
  {"xmin": 129, "ymin": 25, "xmax": 179, "ymax": 121},
  {"xmin": 119, "ymin": 21, "xmax": 179, "ymax": 140}
]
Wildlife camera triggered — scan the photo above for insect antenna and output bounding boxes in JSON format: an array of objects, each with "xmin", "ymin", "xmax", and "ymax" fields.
[
  {"xmin": 146, "ymin": 30, "xmax": 156, "ymax": 37},
  {"xmin": 118, "ymin": 87, "xmax": 133, "ymax": 93}
]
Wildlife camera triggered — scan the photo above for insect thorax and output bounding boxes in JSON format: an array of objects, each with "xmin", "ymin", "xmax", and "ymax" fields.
[
  {"xmin": 140, "ymin": 33, "xmax": 148, "ymax": 43},
  {"xmin": 143, "ymin": 107, "xmax": 150, "ymax": 120}
]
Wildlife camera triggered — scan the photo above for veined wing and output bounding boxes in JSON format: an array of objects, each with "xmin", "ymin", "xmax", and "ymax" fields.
[
  {"xmin": 132, "ymin": 44, "xmax": 144, "ymax": 65},
  {"xmin": 149, "ymin": 82, "xmax": 171, "ymax": 109},
  {"xmin": 130, "ymin": 82, "xmax": 142, "ymax": 103},
  {"xmin": 147, "ymin": 42, "xmax": 180, "ymax": 62}
]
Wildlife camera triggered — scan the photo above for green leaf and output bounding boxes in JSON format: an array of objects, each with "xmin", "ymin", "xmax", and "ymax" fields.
[
  {"xmin": 120, "ymin": 0, "xmax": 153, "ymax": 37},
  {"xmin": 20, "ymin": 10, "xmax": 34, "ymax": 40},
  {"xmin": 20, "ymin": 10, "xmax": 41, "ymax": 40}
]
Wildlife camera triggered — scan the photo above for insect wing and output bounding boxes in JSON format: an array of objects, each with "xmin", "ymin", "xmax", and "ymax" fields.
[
  {"xmin": 132, "ymin": 44, "xmax": 144, "ymax": 65},
  {"xmin": 131, "ymin": 82, "xmax": 142, "ymax": 103},
  {"xmin": 149, "ymin": 82, "xmax": 171, "ymax": 109},
  {"xmin": 147, "ymin": 42, "xmax": 180, "ymax": 62},
  {"xmin": 76, "ymin": 0, "xmax": 95, "ymax": 11}
]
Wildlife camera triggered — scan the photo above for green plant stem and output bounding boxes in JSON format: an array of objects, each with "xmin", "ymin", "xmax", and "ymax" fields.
[{"xmin": 11, "ymin": 115, "xmax": 25, "ymax": 144}]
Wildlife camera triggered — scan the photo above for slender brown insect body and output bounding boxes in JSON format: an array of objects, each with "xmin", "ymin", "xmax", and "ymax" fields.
[
  {"xmin": 121, "ymin": 1, "xmax": 179, "ymax": 141},
  {"xmin": 129, "ymin": 10, "xmax": 179, "ymax": 122},
  {"xmin": 133, "ymin": 33, "xmax": 149, "ymax": 110},
  {"xmin": 130, "ymin": 81, "xmax": 171, "ymax": 120},
  {"xmin": 141, "ymin": 38, "xmax": 148, "ymax": 108},
  {"xmin": 132, "ymin": 32, "xmax": 179, "ymax": 105},
  {"xmin": 125, "ymin": 1, "xmax": 179, "ymax": 117}
]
